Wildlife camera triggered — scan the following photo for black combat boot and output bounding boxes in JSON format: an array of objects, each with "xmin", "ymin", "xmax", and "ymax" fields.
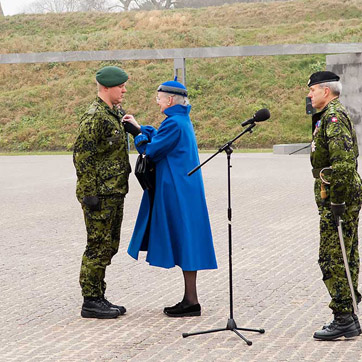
[
  {"xmin": 81, "ymin": 297, "xmax": 120, "ymax": 319},
  {"xmin": 314, "ymin": 312, "xmax": 360, "ymax": 340},
  {"xmin": 322, "ymin": 313, "xmax": 361, "ymax": 334},
  {"xmin": 102, "ymin": 296, "xmax": 126, "ymax": 315}
]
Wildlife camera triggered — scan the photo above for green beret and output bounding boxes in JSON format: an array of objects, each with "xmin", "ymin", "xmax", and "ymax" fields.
[{"xmin": 96, "ymin": 66, "xmax": 128, "ymax": 87}]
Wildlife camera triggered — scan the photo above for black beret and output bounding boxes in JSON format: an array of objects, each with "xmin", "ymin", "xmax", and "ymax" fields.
[
  {"xmin": 96, "ymin": 66, "xmax": 128, "ymax": 87},
  {"xmin": 308, "ymin": 71, "xmax": 340, "ymax": 87}
]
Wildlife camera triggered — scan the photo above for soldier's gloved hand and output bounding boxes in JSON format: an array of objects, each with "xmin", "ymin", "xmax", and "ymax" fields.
[
  {"xmin": 331, "ymin": 202, "xmax": 346, "ymax": 225},
  {"xmin": 123, "ymin": 121, "xmax": 141, "ymax": 137},
  {"xmin": 82, "ymin": 196, "xmax": 101, "ymax": 211}
]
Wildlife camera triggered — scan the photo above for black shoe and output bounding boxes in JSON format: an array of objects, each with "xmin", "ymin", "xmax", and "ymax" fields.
[
  {"xmin": 81, "ymin": 297, "xmax": 120, "ymax": 319},
  {"xmin": 103, "ymin": 297, "xmax": 126, "ymax": 315},
  {"xmin": 314, "ymin": 313, "xmax": 360, "ymax": 340},
  {"xmin": 323, "ymin": 313, "xmax": 361, "ymax": 334},
  {"xmin": 163, "ymin": 302, "xmax": 201, "ymax": 317},
  {"xmin": 163, "ymin": 302, "xmax": 182, "ymax": 314}
]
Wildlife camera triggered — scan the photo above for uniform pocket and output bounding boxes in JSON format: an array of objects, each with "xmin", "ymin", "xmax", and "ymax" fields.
[
  {"xmin": 97, "ymin": 161, "xmax": 128, "ymax": 195},
  {"xmin": 106, "ymin": 135, "xmax": 121, "ymax": 146},
  {"xmin": 84, "ymin": 200, "xmax": 112, "ymax": 221},
  {"xmin": 98, "ymin": 162, "xmax": 122, "ymax": 181}
]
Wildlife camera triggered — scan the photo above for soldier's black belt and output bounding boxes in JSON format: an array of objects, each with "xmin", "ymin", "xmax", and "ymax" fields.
[{"xmin": 312, "ymin": 167, "xmax": 332, "ymax": 179}]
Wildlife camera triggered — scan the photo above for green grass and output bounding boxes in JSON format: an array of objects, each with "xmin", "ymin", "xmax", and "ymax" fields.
[{"xmin": 1, "ymin": 0, "xmax": 362, "ymax": 151}]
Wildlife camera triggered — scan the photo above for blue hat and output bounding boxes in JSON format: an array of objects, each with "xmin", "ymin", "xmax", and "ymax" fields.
[{"xmin": 157, "ymin": 77, "xmax": 187, "ymax": 96}]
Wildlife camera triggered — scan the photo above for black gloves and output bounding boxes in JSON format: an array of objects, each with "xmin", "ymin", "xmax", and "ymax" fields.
[
  {"xmin": 331, "ymin": 202, "xmax": 346, "ymax": 224},
  {"xmin": 82, "ymin": 196, "xmax": 101, "ymax": 211},
  {"xmin": 123, "ymin": 121, "xmax": 141, "ymax": 137}
]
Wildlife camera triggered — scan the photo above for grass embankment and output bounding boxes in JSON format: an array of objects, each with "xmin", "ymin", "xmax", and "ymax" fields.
[{"xmin": 1, "ymin": 0, "xmax": 362, "ymax": 151}]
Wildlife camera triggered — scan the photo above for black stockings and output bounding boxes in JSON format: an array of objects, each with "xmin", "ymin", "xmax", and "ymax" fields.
[{"xmin": 182, "ymin": 270, "xmax": 198, "ymax": 306}]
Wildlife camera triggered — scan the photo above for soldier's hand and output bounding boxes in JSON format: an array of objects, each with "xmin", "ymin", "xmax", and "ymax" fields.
[
  {"xmin": 82, "ymin": 196, "xmax": 101, "ymax": 211},
  {"xmin": 331, "ymin": 202, "xmax": 346, "ymax": 224}
]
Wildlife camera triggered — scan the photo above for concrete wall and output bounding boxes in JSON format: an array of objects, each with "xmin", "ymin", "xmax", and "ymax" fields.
[
  {"xmin": 327, "ymin": 53, "xmax": 362, "ymax": 148},
  {"xmin": 2, "ymin": 43, "xmax": 362, "ymax": 64},
  {"xmin": 1, "ymin": 44, "xmax": 361, "ymax": 152}
]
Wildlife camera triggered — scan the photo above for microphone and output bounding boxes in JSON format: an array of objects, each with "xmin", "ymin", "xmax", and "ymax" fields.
[
  {"xmin": 306, "ymin": 97, "xmax": 315, "ymax": 115},
  {"xmin": 241, "ymin": 108, "xmax": 270, "ymax": 126}
]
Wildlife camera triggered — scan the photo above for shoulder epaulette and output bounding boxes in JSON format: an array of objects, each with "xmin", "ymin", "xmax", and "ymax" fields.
[
  {"xmin": 86, "ymin": 104, "xmax": 98, "ymax": 116},
  {"xmin": 326, "ymin": 104, "xmax": 337, "ymax": 117}
]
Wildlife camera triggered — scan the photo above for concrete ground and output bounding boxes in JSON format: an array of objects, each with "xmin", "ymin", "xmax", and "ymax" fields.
[{"xmin": 1, "ymin": 153, "xmax": 362, "ymax": 361}]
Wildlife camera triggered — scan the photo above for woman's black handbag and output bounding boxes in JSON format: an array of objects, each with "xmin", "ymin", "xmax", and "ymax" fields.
[{"xmin": 134, "ymin": 153, "xmax": 155, "ymax": 190}]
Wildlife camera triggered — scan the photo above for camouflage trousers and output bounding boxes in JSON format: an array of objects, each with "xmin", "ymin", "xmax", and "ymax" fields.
[
  {"xmin": 318, "ymin": 203, "xmax": 361, "ymax": 313},
  {"xmin": 80, "ymin": 196, "xmax": 125, "ymax": 298}
]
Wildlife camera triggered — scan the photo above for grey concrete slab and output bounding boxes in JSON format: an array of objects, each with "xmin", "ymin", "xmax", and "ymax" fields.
[
  {"xmin": 1, "ymin": 153, "xmax": 362, "ymax": 361},
  {"xmin": 2, "ymin": 43, "xmax": 362, "ymax": 64},
  {"xmin": 273, "ymin": 143, "xmax": 310, "ymax": 155},
  {"xmin": 327, "ymin": 53, "xmax": 362, "ymax": 149}
]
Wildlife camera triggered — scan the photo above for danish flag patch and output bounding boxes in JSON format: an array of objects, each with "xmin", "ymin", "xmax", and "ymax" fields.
[{"xmin": 331, "ymin": 116, "xmax": 338, "ymax": 123}]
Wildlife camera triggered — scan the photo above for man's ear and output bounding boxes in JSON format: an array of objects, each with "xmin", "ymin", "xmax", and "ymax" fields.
[{"xmin": 324, "ymin": 86, "xmax": 330, "ymax": 97}]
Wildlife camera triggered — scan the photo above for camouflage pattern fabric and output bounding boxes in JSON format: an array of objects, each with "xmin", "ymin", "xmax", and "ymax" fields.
[
  {"xmin": 73, "ymin": 97, "xmax": 131, "ymax": 297},
  {"xmin": 73, "ymin": 97, "xmax": 131, "ymax": 202},
  {"xmin": 311, "ymin": 98, "xmax": 362, "ymax": 313},
  {"xmin": 318, "ymin": 203, "xmax": 361, "ymax": 312},
  {"xmin": 80, "ymin": 196, "xmax": 124, "ymax": 297}
]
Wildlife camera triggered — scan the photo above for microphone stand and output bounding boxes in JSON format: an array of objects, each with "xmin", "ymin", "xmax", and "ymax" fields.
[
  {"xmin": 182, "ymin": 122, "xmax": 265, "ymax": 345},
  {"xmin": 289, "ymin": 143, "xmax": 311, "ymax": 155}
]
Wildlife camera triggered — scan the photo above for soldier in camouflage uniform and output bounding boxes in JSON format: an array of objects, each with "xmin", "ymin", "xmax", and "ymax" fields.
[
  {"xmin": 308, "ymin": 71, "xmax": 362, "ymax": 340},
  {"xmin": 73, "ymin": 66, "xmax": 132, "ymax": 319}
]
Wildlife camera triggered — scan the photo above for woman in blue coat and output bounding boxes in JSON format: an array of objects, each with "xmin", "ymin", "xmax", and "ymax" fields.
[{"xmin": 122, "ymin": 79, "xmax": 217, "ymax": 317}]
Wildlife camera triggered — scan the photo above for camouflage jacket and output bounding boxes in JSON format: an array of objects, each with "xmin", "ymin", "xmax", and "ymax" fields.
[
  {"xmin": 310, "ymin": 98, "xmax": 361, "ymax": 205},
  {"xmin": 73, "ymin": 97, "xmax": 131, "ymax": 202}
]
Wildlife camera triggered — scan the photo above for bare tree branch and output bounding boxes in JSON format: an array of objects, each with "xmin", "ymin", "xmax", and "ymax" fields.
[
  {"xmin": 25, "ymin": 0, "xmax": 111, "ymax": 13},
  {"xmin": 116, "ymin": 0, "xmax": 134, "ymax": 10},
  {"xmin": 137, "ymin": 0, "xmax": 175, "ymax": 10}
]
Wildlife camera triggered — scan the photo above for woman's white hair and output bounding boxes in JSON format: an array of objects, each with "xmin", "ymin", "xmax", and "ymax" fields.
[
  {"xmin": 164, "ymin": 92, "xmax": 189, "ymax": 105},
  {"xmin": 319, "ymin": 81, "xmax": 342, "ymax": 96}
]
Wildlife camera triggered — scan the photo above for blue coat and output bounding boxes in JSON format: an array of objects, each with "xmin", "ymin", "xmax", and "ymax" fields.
[{"xmin": 127, "ymin": 104, "xmax": 218, "ymax": 271}]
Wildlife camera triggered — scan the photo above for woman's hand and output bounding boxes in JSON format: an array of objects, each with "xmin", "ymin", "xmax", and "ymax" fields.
[
  {"xmin": 122, "ymin": 115, "xmax": 140, "ymax": 130},
  {"xmin": 122, "ymin": 114, "xmax": 141, "ymax": 136}
]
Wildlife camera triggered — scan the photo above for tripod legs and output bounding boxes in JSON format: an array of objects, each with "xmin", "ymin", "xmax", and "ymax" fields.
[
  {"xmin": 183, "ymin": 145, "xmax": 265, "ymax": 345},
  {"xmin": 182, "ymin": 318, "xmax": 265, "ymax": 345}
]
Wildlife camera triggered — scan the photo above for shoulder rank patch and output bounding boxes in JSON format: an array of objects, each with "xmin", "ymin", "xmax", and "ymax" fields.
[{"xmin": 331, "ymin": 116, "xmax": 338, "ymax": 123}]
